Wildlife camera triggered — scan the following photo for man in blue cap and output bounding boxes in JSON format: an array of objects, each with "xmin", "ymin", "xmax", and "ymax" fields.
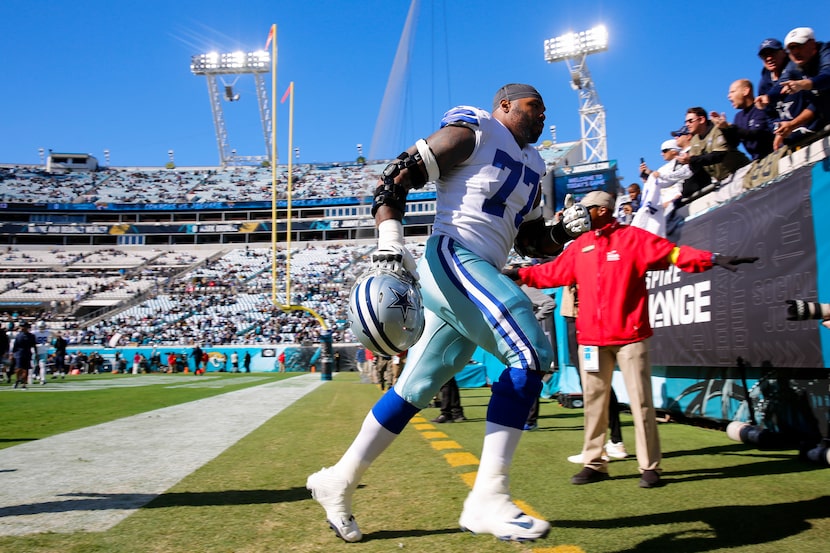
[
  {"xmin": 756, "ymin": 28, "xmax": 830, "ymax": 148},
  {"xmin": 757, "ymin": 38, "xmax": 787, "ymax": 96}
]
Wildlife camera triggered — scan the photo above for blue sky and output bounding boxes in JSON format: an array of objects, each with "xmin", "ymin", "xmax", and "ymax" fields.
[{"xmin": 1, "ymin": 0, "xmax": 825, "ymax": 186}]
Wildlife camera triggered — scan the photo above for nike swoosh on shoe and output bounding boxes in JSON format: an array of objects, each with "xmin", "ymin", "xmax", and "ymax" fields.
[{"xmin": 507, "ymin": 516, "xmax": 535, "ymax": 529}]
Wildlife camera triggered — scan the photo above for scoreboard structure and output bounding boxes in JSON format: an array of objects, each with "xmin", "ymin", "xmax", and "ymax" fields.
[{"xmin": 550, "ymin": 159, "xmax": 619, "ymax": 212}]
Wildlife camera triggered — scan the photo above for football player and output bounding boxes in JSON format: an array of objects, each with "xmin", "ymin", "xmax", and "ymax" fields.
[{"xmin": 308, "ymin": 83, "xmax": 589, "ymax": 542}]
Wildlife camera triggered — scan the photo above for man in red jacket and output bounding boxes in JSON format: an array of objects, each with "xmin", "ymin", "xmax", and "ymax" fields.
[{"xmin": 505, "ymin": 190, "xmax": 756, "ymax": 488}]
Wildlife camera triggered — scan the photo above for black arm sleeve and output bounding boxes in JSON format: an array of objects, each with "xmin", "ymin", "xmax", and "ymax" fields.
[
  {"xmin": 513, "ymin": 217, "xmax": 546, "ymax": 258},
  {"xmin": 549, "ymin": 223, "xmax": 570, "ymax": 248},
  {"xmin": 689, "ymin": 149, "xmax": 727, "ymax": 170},
  {"xmin": 514, "ymin": 218, "xmax": 571, "ymax": 258},
  {"xmin": 720, "ymin": 125, "xmax": 741, "ymax": 150}
]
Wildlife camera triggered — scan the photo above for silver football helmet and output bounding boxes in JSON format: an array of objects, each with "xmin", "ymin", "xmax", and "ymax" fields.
[{"xmin": 348, "ymin": 267, "xmax": 425, "ymax": 356}]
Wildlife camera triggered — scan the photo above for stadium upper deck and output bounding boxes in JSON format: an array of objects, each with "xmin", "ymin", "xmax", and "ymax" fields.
[
  {"xmin": 0, "ymin": 141, "xmax": 584, "ymax": 247},
  {"xmin": 0, "ymin": 162, "xmax": 411, "ymax": 246},
  {"xmin": 2, "ymin": 133, "xmax": 827, "ymax": 250},
  {"xmin": 2, "ymin": 133, "xmax": 830, "ymax": 355}
]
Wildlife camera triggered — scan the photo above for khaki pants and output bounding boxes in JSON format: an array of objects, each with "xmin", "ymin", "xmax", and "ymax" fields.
[
  {"xmin": 578, "ymin": 340, "xmax": 661, "ymax": 474},
  {"xmin": 374, "ymin": 357, "xmax": 392, "ymax": 390}
]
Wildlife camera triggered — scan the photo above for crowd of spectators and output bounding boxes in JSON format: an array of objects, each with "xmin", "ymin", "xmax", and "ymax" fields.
[
  {"xmin": 625, "ymin": 27, "xmax": 829, "ymax": 228},
  {"xmin": 0, "ymin": 162, "xmax": 437, "ymax": 206},
  {"xmin": 0, "ymin": 241, "xmax": 428, "ymax": 348},
  {"xmin": 0, "ymin": 248, "xmax": 161, "ymax": 313},
  {"xmin": 0, "ymin": 168, "xmax": 96, "ymax": 203},
  {"xmin": 0, "ymin": 247, "xmax": 212, "ymax": 323},
  {"xmin": 1, "ymin": 26, "xmax": 827, "ymax": 353},
  {"xmin": 2, "ymin": 28, "xmax": 826, "ymax": 216},
  {"xmin": 0, "ymin": 275, "xmax": 153, "ymax": 305}
]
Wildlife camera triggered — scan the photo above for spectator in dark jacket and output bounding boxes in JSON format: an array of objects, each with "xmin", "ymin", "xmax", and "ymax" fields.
[
  {"xmin": 757, "ymin": 27, "xmax": 830, "ymax": 148},
  {"xmin": 710, "ymin": 79, "xmax": 774, "ymax": 160}
]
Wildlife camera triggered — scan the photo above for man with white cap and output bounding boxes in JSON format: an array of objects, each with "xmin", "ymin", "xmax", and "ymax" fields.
[
  {"xmin": 756, "ymin": 27, "xmax": 830, "ymax": 147},
  {"xmin": 631, "ymin": 139, "xmax": 686, "ymax": 237},
  {"xmin": 504, "ymin": 190, "xmax": 758, "ymax": 489}
]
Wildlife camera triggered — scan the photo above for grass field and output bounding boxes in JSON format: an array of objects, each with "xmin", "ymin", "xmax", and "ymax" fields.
[{"xmin": 1, "ymin": 371, "xmax": 828, "ymax": 553}]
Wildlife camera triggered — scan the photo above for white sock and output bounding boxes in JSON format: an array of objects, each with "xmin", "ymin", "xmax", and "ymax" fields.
[
  {"xmin": 471, "ymin": 421, "xmax": 523, "ymax": 498},
  {"xmin": 332, "ymin": 411, "xmax": 397, "ymax": 486}
]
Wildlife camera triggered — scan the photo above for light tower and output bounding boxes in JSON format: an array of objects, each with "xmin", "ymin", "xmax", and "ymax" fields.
[
  {"xmin": 544, "ymin": 25, "xmax": 609, "ymax": 163},
  {"xmin": 190, "ymin": 50, "xmax": 271, "ymax": 167}
]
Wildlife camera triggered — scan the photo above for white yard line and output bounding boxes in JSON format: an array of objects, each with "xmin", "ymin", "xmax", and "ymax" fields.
[{"xmin": 0, "ymin": 373, "xmax": 324, "ymax": 536}]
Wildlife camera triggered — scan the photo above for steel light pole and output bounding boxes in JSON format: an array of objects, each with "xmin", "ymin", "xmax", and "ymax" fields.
[
  {"xmin": 544, "ymin": 25, "xmax": 609, "ymax": 162},
  {"xmin": 191, "ymin": 50, "xmax": 271, "ymax": 166}
]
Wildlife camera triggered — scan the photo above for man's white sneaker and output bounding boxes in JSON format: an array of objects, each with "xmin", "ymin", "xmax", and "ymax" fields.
[
  {"xmin": 306, "ymin": 467, "xmax": 362, "ymax": 543},
  {"xmin": 459, "ymin": 493, "xmax": 550, "ymax": 542},
  {"xmin": 605, "ymin": 440, "xmax": 628, "ymax": 459},
  {"xmin": 567, "ymin": 451, "xmax": 609, "ymax": 464}
]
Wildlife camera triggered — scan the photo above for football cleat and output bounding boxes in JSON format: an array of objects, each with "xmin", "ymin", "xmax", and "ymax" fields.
[
  {"xmin": 306, "ymin": 467, "xmax": 362, "ymax": 543},
  {"xmin": 459, "ymin": 493, "xmax": 550, "ymax": 542}
]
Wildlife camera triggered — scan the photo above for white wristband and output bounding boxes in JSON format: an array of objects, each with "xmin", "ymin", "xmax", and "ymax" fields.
[{"xmin": 378, "ymin": 219, "xmax": 404, "ymax": 250}]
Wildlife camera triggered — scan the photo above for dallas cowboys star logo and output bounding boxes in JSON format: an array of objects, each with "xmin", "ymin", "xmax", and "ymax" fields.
[{"xmin": 387, "ymin": 285, "xmax": 414, "ymax": 319}]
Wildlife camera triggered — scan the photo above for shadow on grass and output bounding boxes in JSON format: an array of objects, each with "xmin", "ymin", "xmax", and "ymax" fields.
[
  {"xmin": 541, "ymin": 410, "xmax": 586, "ymax": 420},
  {"xmin": 362, "ymin": 527, "xmax": 462, "ymax": 541},
  {"xmin": 146, "ymin": 486, "xmax": 314, "ymax": 508},
  {"xmin": 662, "ymin": 443, "xmax": 752, "ymax": 459},
  {"xmin": 0, "ymin": 493, "xmax": 163, "ymax": 517},
  {"xmin": 456, "ymin": 401, "xmax": 490, "ymax": 408},
  {"xmin": 554, "ymin": 495, "xmax": 830, "ymax": 552},
  {"xmin": 0, "ymin": 485, "xmax": 325, "ymax": 517},
  {"xmin": 661, "ymin": 455, "xmax": 827, "ymax": 484},
  {"xmin": 532, "ymin": 425, "xmax": 585, "ymax": 434}
]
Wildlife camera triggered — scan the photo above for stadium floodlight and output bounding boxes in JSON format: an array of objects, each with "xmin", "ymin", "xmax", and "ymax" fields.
[
  {"xmin": 544, "ymin": 25, "xmax": 608, "ymax": 163},
  {"xmin": 190, "ymin": 50, "xmax": 272, "ymax": 167},
  {"xmin": 190, "ymin": 50, "xmax": 270, "ymax": 75},
  {"xmin": 543, "ymin": 25, "xmax": 608, "ymax": 62}
]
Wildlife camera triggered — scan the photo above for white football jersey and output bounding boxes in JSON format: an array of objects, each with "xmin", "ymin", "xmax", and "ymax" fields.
[
  {"xmin": 430, "ymin": 106, "xmax": 546, "ymax": 268},
  {"xmin": 33, "ymin": 330, "xmax": 51, "ymax": 357}
]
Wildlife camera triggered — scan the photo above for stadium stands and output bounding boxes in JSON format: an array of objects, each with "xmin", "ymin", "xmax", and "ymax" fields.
[
  {"xmin": 0, "ymin": 167, "xmax": 95, "ymax": 203},
  {"xmin": 0, "ymin": 163, "xmax": 415, "ymax": 205},
  {"xmin": 3, "ymin": 241, "xmax": 394, "ymax": 347},
  {"xmin": 2, "ymin": 132, "xmax": 829, "ymax": 347}
]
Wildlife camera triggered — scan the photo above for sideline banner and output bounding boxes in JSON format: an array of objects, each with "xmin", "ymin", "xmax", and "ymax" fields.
[{"xmin": 651, "ymin": 166, "xmax": 822, "ymax": 368}]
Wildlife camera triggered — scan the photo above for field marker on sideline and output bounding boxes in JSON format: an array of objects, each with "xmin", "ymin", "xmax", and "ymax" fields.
[{"xmin": 0, "ymin": 373, "xmax": 324, "ymax": 537}]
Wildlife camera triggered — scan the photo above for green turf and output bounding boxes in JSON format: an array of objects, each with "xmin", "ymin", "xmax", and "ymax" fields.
[
  {"xmin": 0, "ymin": 372, "xmax": 294, "ymax": 449},
  {"xmin": 1, "ymin": 371, "xmax": 828, "ymax": 553}
]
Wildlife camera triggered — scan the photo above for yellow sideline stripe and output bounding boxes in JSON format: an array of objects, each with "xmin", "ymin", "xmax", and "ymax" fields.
[
  {"xmin": 430, "ymin": 440, "xmax": 463, "ymax": 451},
  {"xmin": 444, "ymin": 451, "xmax": 479, "ymax": 466},
  {"xmin": 409, "ymin": 415, "xmax": 587, "ymax": 553}
]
